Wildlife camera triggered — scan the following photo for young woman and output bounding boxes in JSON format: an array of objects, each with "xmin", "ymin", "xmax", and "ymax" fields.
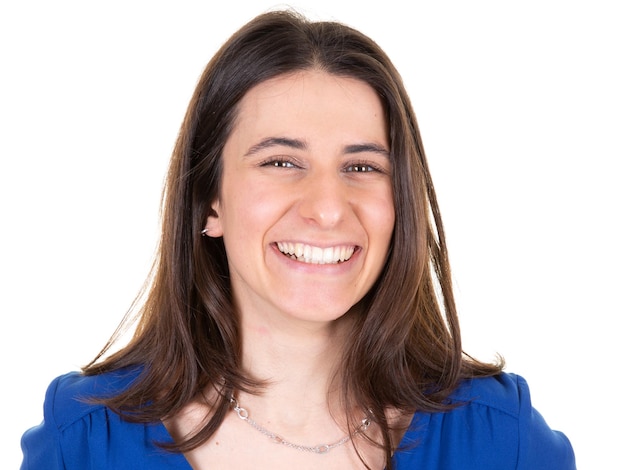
[{"xmin": 21, "ymin": 10, "xmax": 575, "ymax": 470}]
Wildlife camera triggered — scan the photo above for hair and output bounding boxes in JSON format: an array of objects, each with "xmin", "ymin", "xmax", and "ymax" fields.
[{"xmin": 84, "ymin": 9, "xmax": 503, "ymax": 469}]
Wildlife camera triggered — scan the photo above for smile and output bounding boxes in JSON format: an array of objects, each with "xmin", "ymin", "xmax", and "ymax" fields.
[{"xmin": 276, "ymin": 242, "xmax": 356, "ymax": 264}]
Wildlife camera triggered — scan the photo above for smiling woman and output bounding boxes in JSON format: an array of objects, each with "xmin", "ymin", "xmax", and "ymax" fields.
[
  {"xmin": 205, "ymin": 71, "xmax": 395, "ymax": 325},
  {"xmin": 20, "ymin": 9, "xmax": 576, "ymax": 470}
]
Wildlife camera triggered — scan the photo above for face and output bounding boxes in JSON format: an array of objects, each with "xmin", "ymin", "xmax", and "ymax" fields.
[{"xmin": 204, "ymin": 70, "xmax": 395, "ymax": 325}]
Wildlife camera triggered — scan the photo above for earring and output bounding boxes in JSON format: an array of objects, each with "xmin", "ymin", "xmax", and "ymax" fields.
[{"xmin": 201, "ymin": 229, "xmax": 209, "ymax": 236}]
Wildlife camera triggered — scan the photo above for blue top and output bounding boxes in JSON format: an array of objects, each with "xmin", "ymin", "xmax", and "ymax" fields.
[{"xmin": 21, "ymin": 369, "xmax": 575, "ymax": 469}]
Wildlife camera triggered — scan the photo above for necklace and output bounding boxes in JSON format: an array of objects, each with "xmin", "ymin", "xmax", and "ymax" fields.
[{"xmin": 229, "ymin": 396, "xmax": 372, "ymax": 454}]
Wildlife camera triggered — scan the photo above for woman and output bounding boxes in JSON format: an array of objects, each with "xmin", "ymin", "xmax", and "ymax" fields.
[{"xmin": 20, "ymin": 10, "xmax": 575, "ymax": 470}]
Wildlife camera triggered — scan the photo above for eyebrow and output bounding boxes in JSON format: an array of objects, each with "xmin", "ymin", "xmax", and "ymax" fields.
[
  {"xmin": 244, "ymin": 137, "xmax": 390, "ymax": 158},
  {"xmin": 343, "ymin": 143, "xmax": 390, "ymax": 158},
  {"xmin": 244, "ymin": 137, "xmax": 307, "ymax": 156}
]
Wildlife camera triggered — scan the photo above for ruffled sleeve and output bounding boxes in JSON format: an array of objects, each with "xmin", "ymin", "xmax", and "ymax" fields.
[
  {"xmin": 393, "ymin": 373, "xmax": 576, "ymax": 469},
  {"xmin": 20, "ymin": 370, "xmax": 189, "ymax": 470},
  {"xmin": 515, "ymin": 375, "xmax": 576, "ymax": 469},
  {"xmin": 20, "ymin": 375, "xmax": 65, "ymax": 469}
]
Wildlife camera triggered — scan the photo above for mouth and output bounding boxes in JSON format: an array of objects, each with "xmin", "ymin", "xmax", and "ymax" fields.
[{"xmin": 276, "ymin": 242, "xmax": 356, "ymax": 265}]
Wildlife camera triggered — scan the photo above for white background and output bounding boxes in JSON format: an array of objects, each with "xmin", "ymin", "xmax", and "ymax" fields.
[{"xmin": 2, "ymin": 1, "xmax": 624, "ymax": 468}]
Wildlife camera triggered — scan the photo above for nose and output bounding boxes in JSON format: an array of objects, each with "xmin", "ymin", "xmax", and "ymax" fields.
[{"xmin": 298, "ymin": 171, "xmax": 349, "ymax": 228}]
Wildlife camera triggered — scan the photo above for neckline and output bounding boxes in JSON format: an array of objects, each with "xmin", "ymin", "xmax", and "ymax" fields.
[
  {"xmin": 152, "ymin": 420, "xmax": 194, "ymax": 469},
  {"xmin": 153, "ymin": 409, "xmax": 426, "ymax": 468}
]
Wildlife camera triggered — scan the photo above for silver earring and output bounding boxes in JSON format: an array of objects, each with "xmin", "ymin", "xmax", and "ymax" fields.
[{"xmin": 201, "ymin": 229, "xmax": 209, "ymax": 236}]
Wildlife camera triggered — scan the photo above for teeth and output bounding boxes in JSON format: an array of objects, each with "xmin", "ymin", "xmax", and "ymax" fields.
[{"xmin": 276, "ymin": 242, "xmax": 356, "ymax": 264}]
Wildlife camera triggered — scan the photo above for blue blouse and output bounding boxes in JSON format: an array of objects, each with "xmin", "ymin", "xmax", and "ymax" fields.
[{"xmin": 21, "ymin": 369, "xmax": 575, "ymax": 469}]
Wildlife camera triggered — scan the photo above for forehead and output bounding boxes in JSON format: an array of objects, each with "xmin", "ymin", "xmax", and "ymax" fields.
[{"xmin": 227, "ymin": 70, "xmax": 388, "ymax": 149}]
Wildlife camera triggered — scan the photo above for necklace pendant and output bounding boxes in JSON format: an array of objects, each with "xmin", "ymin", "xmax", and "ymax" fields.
[
  {"xmin": 314, "ymin": 444, "xmax": 331, "ymax": 454},
  {"xmin": 270, "ymin": 435, "xmax": 284, "ymax": 444}
]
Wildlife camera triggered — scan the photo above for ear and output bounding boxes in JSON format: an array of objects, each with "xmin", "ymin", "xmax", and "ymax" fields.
[{"xmin": 202, "ymin": 201, "xmax": 223, "ymax": 237}]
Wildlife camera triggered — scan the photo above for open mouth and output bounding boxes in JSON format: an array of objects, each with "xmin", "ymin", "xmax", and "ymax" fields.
[{"xmin": 276, "ymin": 242, "xmax": 356, "ymax": 265}]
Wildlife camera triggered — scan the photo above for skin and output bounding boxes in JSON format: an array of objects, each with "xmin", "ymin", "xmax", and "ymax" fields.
[
  {"xmin": 205, "ymin": 69, "xmax": 394, "ymax": 329},
  {"xmin": 173, "ymin": 69, "xmax": 395, "ymax": 469}
]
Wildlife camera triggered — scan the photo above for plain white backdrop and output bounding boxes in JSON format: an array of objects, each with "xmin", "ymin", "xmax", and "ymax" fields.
[{"xmin": 2, "ymin": 1, "xmax": 624, "ymax": 468}]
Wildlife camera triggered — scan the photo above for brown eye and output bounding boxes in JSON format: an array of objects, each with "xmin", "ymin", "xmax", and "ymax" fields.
[
  {"xmin": 346, "ymin": 163, "xmax": 375, "ymax": 173},
  {"xmin": 260, "ymin": 159, "xmax": 297, "ymax": 168}
]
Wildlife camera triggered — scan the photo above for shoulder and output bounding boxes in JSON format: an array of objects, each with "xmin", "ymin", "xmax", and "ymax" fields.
[
  {"xmin": 394, "ymin": 372, "xmax": 576, "ymax": 470},
  {"xmin": 44, "ymin": 367, "xmax": 142, "ymax": 431},
  {"xmin": 20, "ymin": 367, "xmax": 176, "ymax": 470},
  {"xmin": 452, "ymin": 371, "xmax": 529, "ymax": 414}
]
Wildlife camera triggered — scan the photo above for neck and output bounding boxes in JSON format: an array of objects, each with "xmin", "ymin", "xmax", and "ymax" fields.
[{"xmin": 237, "ymin": 309, "xmax": 356, "ymax": 426}]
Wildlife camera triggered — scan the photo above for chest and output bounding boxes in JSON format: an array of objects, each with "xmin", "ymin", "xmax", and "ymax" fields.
[{"xmin": 178, "ymin": 415, "xmax": 386, "ymax": 470}]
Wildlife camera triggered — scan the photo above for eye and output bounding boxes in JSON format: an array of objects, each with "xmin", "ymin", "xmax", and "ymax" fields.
[
  {"xmin": 344, "ymin": 162, "xmax": 385, "ymax": 173},
  {"xmin": 346, "ymin": 164, "xmax": 372, "ymax": 173},
  {"xmin": 259, "ymin": 158, "xmax": 299, "ymax": 169}
]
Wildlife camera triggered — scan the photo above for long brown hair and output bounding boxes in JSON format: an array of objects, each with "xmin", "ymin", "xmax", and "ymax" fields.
[{"xmin": 84, "ymin": 9, "xmax": 502, "ymax": 468}]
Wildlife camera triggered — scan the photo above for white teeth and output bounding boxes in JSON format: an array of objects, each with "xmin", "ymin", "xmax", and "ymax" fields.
[
  {"xmin": 311, "ymin": 246, "xmax": 323, "ymax": 263},
  {"xmin": 294, "ymin": 243, "xmax": 304, "ymax": 258},
  {"xmin": 323, "ymin": 247, "xmax": 334, "ymax": 264},
  {"xmin": 276, "ymin": 242, "xmax": 356, "ymax": 264}
]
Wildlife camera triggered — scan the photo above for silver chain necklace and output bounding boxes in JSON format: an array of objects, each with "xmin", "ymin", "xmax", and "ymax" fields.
[{"xmin": 229, "ymin": 396, "xmax": 372, "ymax": 454}]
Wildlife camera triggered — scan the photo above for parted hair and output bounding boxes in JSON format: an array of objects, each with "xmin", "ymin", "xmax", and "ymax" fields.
[{"xmin": 84, "ymin": 9, "xmax": 502, "ymax": 469}]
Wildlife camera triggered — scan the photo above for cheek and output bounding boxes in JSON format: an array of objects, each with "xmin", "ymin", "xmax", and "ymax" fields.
[
  {"xmin": 221, "ymin": 182, "xmax": 284, "ymax": 240},
  {"xmin": 366, "ymin": 190, "xmax": 395, "ymax": 242},
  {"xmin": 379, "ymin": 212, "xmax": 396, "ymax": 252}
]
